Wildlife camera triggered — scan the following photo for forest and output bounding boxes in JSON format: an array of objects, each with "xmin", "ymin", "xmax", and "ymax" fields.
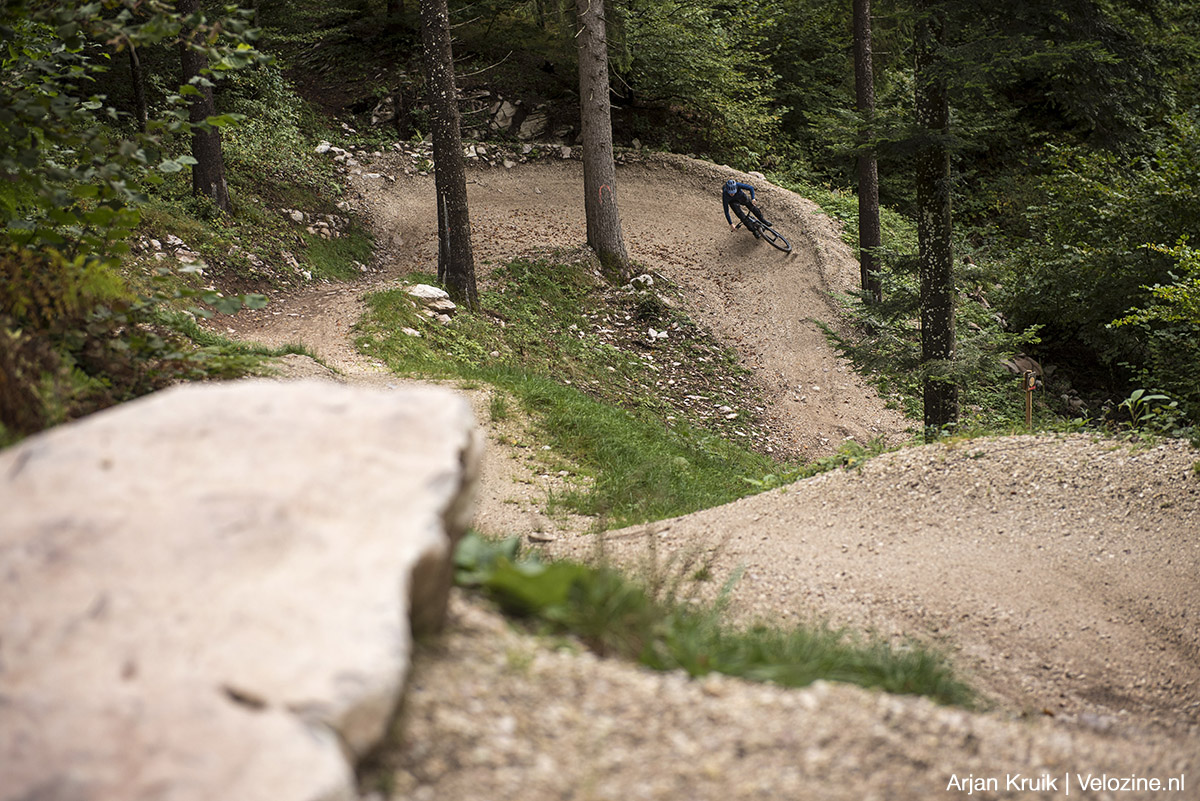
[{"xmin": 1, "ymin": 0, "xmax": 1198, "ymax": 444}]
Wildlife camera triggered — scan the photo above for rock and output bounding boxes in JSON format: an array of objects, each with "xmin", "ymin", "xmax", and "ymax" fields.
[
  {"xmin": 406, "ymin": 284, "xmax": 450, "ymax": 301},
  {"xmin": 370, "ymin": 95, "xmax": 396, "ymax": 127},
  {"xmin": 1003, "ymin": 354, "xmax": 1043, "ymax": 377},
  {"xmin": 289, "ymin": 210, "xmax": 305, "ymax": 223},
  {"xmin": 427, "ymin": 298, "xmax": 457, "ymax": 315},
  {"xmin": 0, "ymin": 381, "xmax": 480, "ymax": 801},
  {"xmin": 402, "ymin": 328, "xmax": 422, "ymax": 337},
  {"xmin": 517, "ymin": 109, "xmax": 548, "ymax": 140},
  {"xmin": 436, "ymin": 314, "xmax": 452, "ymax": 325},
  {"xmin": 315, "ymin": 141, "xmax": 332, "ymax": 154},
  {"xmin": 560, "ymin": 146, "xmax": 572, "ymax": 159},
  {"xmin": 503, "ymin": 159, "xmax": 517, "ymax": 169},
  {"xmin": 492, "ymin": 99, "xmax": 519, "ymax": 131}
]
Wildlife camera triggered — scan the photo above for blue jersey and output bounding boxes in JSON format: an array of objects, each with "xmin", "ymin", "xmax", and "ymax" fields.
[{"xmin": 722, "ymin": 181, "xmax": 757, "ymax": 224}]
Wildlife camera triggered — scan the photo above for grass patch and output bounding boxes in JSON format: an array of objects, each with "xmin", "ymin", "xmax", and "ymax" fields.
[
  {"xmin": 304, "ymin": 226, "xmax": 374, "ymax": 281},
  {"xmin": 507, "ymin": 374, "xmax": 777, "ymax": 525},
  {"xmin": 456, "ymin": 532, "xmax": 976, "ymax": 707},
  {"xmin": 151, "ymin": 307, "xmax": 324, "ymax": 377}
]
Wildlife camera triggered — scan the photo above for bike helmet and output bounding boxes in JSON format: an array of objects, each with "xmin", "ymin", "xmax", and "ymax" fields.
[{"xmin": 724, "ymin": 179, "xmax": 738, "ymax": 194}]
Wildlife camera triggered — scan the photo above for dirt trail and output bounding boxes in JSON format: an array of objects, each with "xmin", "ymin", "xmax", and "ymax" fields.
[
  {"xmin": 350, "ymin": 153, "xmax": 910, "ymax": 455},
  {"xmin": 217, "ymin": 152, "xmax": 1200, "ymax": 798}
]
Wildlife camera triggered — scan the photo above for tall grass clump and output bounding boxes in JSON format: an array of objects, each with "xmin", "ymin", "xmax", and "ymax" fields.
[{"xmin": 455, "ymin": 532, "xmax": 976, "ymax": 708}]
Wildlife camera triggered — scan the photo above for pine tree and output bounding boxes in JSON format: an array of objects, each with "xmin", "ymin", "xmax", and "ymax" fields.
[
  {"xmin": 914, "ymin": 1, "xmax": 958, "ymax": 438},
  {"xmin": 576, "ymin": 0, "xmax": 631, "ymax": 282},
  {"xmin": 177, "ymin": 0, "xmax": 231, "ymax": 212},
  {"xmin": 420, "ymin": 0, "xmax": 479, "ymax": 309},
  {"xmin": 853, "ymin": 0, "xmax": 882, "ymax": 304}
]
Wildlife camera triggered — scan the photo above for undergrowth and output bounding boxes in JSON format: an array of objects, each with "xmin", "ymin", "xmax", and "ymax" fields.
[{"xmin": 455, "ymin": 532, "xmax": 976, "ymax": 708}]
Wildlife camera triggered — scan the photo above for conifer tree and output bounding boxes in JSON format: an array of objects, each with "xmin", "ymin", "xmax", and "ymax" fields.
[
  {"xmin": 576, "ymin": 0, "xmax": 631, "ymax": 282},
  {"xmin": 420, "ymin": 0, "xmax": 479, "ymax": 308}
]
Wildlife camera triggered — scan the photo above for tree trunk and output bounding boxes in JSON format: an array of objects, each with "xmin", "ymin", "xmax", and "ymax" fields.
[
  {"xmin": 914, "ymin": 4, "xmax": 958, "ymax": 439},
  {"xmin": 129, "ymin": 44, "xmax": 148, "ymax": 133},
  {"xmin": 575, "ymin": 0, "xmax": 630, "ymax": 282},
  {"xmin": 420, "ymin": 0, "xmax": 478, "ymax": 309},
  {"xmin": 853, "ymin": 0, "xmax": 881, "ymax": 304},
  {"xmin": 177, "ymin": 0, "xmax": 231, "ymax": 212}
]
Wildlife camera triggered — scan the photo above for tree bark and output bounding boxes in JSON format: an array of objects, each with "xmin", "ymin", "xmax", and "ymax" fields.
[
  {"xmin": 575, "ymin": 0, "xmax": 630, "ymax": 282},
  {"xmin": 853, "ymin": 0, "xmax": 881, "ymax": 304},
  {"xmin": 129, "ymin": 44, "xmax": 148, "ymax": 133},
  {"xmin": 914, "ymin": 3, "xmax": 958, "ymax": 439},
  {"xmin": 420, "ymin": 0, "xmax": 478, "ymax": 308},
  {"xmin": 177, "ymin": 0, "xmax": 231, "ymax": 212}
]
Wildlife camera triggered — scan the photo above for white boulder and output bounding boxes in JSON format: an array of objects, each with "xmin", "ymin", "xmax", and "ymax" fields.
[{"xmin": 0, "ymin": 380, "xmax": 481, "ymax": 801}]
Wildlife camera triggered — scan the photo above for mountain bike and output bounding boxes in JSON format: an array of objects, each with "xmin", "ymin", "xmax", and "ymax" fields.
[{"xmin": 735, "ymin": 217, "xmax": 792, "ymax": 253}]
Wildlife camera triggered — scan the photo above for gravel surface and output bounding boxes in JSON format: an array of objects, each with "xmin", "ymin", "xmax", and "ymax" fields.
[
  {"xmin": 215, "ymin": 152, "xmax": 1200, "ymax": 799},
  {"xmin": 548, "ymin": 435, "xmax": 1200, "ymax": 735},
  {"xmin": 373, "ymin": 591, "xmax": 1194, "ymax": 801}
]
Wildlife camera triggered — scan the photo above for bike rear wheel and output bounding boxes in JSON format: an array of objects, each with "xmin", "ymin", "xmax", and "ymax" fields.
[{"xmin": 760, "ymin": 224, "xmax": 792, "ymax": 253}]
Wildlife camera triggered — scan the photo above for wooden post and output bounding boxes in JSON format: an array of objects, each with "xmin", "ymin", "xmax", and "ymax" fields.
[{"xmin": 1024, "ymin": 370, "xmax": 1036, "ymax": 429}]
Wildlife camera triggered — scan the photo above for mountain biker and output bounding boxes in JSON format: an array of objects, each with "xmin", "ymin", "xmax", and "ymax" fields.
[{"xmin": 722, "ymin": 179, "xmax": 771, "ymax": 237}]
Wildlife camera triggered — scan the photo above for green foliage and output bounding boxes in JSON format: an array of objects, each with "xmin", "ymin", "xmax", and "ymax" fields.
[
  {"xmin": 1001, "ymin": 113, "xmax": 1200, "ymax": 423},
  {"xmin": 1116, "ymin": 240, "xmax": 1200, "ymax": 328},
  {"xmin": 768, "ymin": 173, "xmax": 918, "ymax": 253},
  {"xmin": 0, "ymin": 1, "xmax": 266, "ymax": 251},
  {"xmin": 610, "ymin": 1, "xmax": 781, "ymax": 154},
  {"xmin": 829, "ymin": 253, "xmax": 1044, "ymax": 429},
  {"xmin": 0, "ymin": 1, "xmax": 270, "ymax": 439},
  {"xmin": 453, "ymin": 531, "xmax": 976, "ymax": 706},
  {"xmin": 222, "ymin": 64, "xmax": 315, "ymax": 183},
  {"xmin": 0, "ymin": 244, "xmax": 267, "ymax": 437},
  {"xmin": 1116, "ymin": 388, "xmax": 1185, "ymax": 434},
  {"xmin": 1107, "ymin": 240, "xmax": 1200, "ymax": 424}
]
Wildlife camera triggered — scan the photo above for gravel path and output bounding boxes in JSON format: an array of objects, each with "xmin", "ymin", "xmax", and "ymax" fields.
[{"xmin": 217, "ymin": 152, "xmax": 1200, "ymax": 799}]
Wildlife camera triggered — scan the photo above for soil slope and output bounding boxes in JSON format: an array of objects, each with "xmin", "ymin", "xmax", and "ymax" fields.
[{"xmin": 217, "ymin": 152, "xmax": 1200, "ymax": 799}]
